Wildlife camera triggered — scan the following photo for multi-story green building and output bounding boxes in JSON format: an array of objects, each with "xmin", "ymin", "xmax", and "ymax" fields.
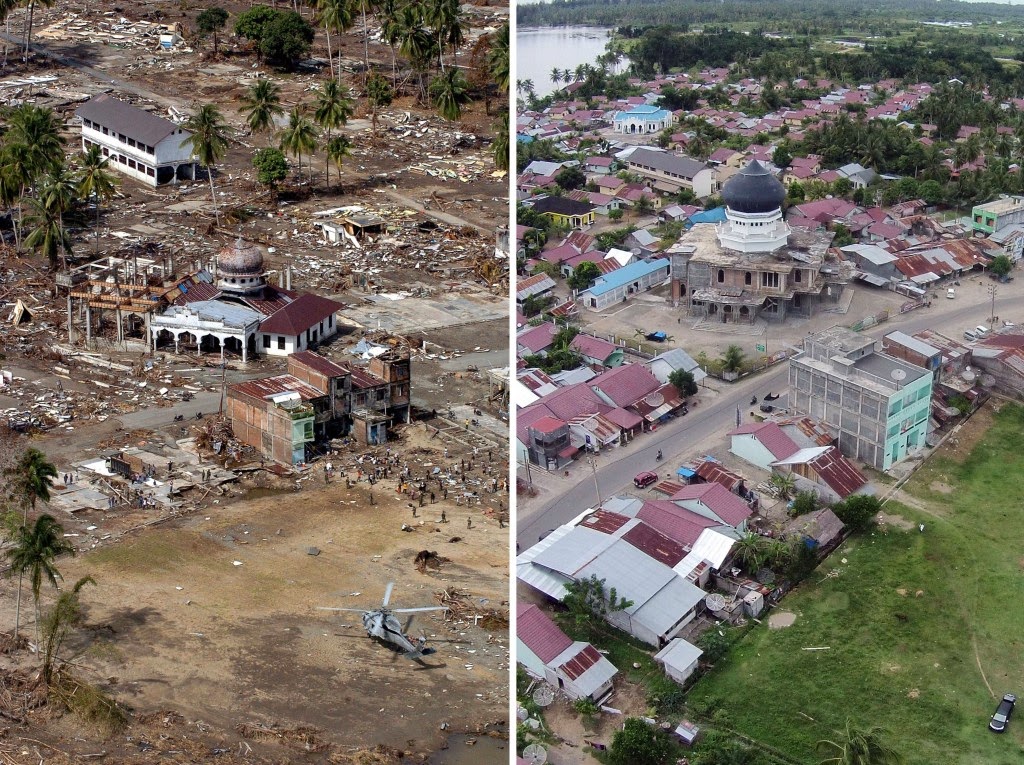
[
  {"xmin": 971, "ymin": 195, "xmax": 1024, "ymax": 235},
  {"xmin": 789, "ymin": 326, "xmax": 933, "ymax": 471}
]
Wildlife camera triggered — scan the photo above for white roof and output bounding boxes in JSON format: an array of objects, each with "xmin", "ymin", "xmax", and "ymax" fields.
[
  {"xmin": 885, "ymin": 330, "xmax": 940, "ymax": 358},
  {"xmin": 689, "ymin": 528, "xmax": 739, "ymax": 570},
  {"xmin": 512, "ymin": 379, "xmax": 541, "ymax": 408},
  {"xmin": 654, "ymin": 637, "xmax": 703, "ymax": 671},
  {"xmin": 606, "ymin": 247, "xmax": 633, "ymax": 266},
  {"xmin": 771, "ymin": 446, "xmax": 831, "ymax": 465},
  {"xmin": 841, "ymin": 243, "xmax": 897, "ymax": 265},
  {"xmin": 550, "ymin": 641, "xmax": 619, "ymax": 696}
]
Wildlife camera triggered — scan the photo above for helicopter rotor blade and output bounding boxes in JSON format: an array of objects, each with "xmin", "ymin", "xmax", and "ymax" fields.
[
  {"xmin": 403, "ymin": 614, "xmax": 415, "ymax": 633},
  {"xmin": 382, "ymin": 582, "xmax": 395, "ymax": 608},
  {"xmin": 391, "ymin": 606, "xmax": 449, "ymax": 614},
  {"xmin": 317, "ymin": 607, "xmax": 368, "ymax": 612}
]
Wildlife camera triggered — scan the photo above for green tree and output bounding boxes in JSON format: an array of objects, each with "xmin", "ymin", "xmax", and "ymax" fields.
[
  {"xmin": 668, "ymin": 368, "xmax": 698, "ymax": 397},
  {"xmin": 697, "ymin": 628, "xmax": 730, "ymax": 663},
  {"xmin": 562, "ymin": 574, "xmax": 633, "ymax": 633},
  {"xmin": 555, "ymin": 165, "xmax": 586, "ymax": 191},
  {"xmin": 23, "ymin": 195, "xmax": 73, "ymax": 270},
  {"xmin": 817, "ymin": 721, "xmax": 902, "ymax": 765},
  {"xmin": 366, "ymin": 72, "xmax": 394, "ymax": 134},
  {"xmin": 832, "ymin": 222, "xmax": 855, "ymax": 247},
  {"xmin": 325, "ymin": 136, "xmax": 352, "ymax": 190},
  {"xmin": 790, "ymin": 488, "xmax": 819, "ymax": 517},
  {"xmin": 832, "ymin": 494, "xmax": 881, "ymax": 532},
  {"xmin": 278, "ymin": 106, "xmax": 319, "ymax": 183},
  {"xmin": 487, "ymin": 21, "xmax": 509, "ymax": 92},
  {"xmin": 252, "ymin": 147, "xmax": 288, "ymax": 189},
  {"xmin": 990, "ymin": 253, "xmax": 1013, "ymax": 278},
  {"xmin": 6, "ymin": 513, "xmax": 75, "ymax": 645},
  {"xmin": 772, "ymin": 144, "xmax": 792, "ymax": 169},
  {"xmin": 76, "ymin": 144, "xmax": 118, "ymax": 256},
  {"xmin": 721, "ymin": 344, "xmax": 745, "ymax": 374},
  {"xmin": 608, "ymin": 207, "xmax": 624, "ymax": 221},
  {"xmin": 430, "ymin": 67, "xmax": 470, "ymax": 122},
  {"xmin": 493, "ymin": 109, "xmax": 509, "ymax": 172},
  {"xmin": 196, "ymin": 7, "xmax": 229, "ymax": 54},
  {"xmin": 768, "ymin": 471, "xmax": 797, "ymax": 500},
  {"xmin": 314, "ymin": 80, "xmax": 353, "ymax": 188},
  {"xmin": 733, "ymin": 531, "xmax": 765, "ymax": 572},
  {"xmin": 182, "ymin": 104, "xmax": 230, "ymax": 227},
  {"xmin": 233, "ymin": 5, "xmax": 279, "ymax": 62},
  {"xmin": 609, "ymin": 718, "xmax": 675, "ymax": 765},
  {"xmin": 41, "ymin": 575, "xmax": 95, "ymax": 684},
  {"xmin": 311, "ymin": 0, "xmax": 353, "ymax": 81},
  {"xmin": 260, "ymin": 10, "xmax": 315, "ymax": 70},
  {"xmin": 240, "ymin": 78, "xmax": 284, "ymax": 142},
  {"xmin": 566, "ymin": 260, "xmax": 600, "ymax": 291}
]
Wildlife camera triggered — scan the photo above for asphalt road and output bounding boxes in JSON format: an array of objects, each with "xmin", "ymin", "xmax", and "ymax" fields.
[{"xmin": 516, "ymin": 289, "xmax": 1024, "ymax": 548}]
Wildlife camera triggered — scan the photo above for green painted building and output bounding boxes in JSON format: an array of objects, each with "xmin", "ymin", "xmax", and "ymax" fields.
[
  {"xmin": 971, "ymin": 195, "xmax": 1024, "ymax": 235},
  {"xmin": 789, "ymin": 326, "xmax": 933, "ymax": 472}
]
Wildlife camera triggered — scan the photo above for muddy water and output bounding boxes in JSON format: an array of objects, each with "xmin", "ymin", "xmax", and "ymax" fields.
[{"xmin": 422, "ymin": 731, "xmax": 510, "ymax": 764}]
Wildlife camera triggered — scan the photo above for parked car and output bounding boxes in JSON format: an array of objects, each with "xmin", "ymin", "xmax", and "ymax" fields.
[
  {"xmin": 645, "ymin": 331, "xmax": 667, "ymax": 342},
  {"xmin": 633, "ymin": 471, "xmax": 659, "ymax": 488},
  {"xmin": 990, "ymin": 693, "xmax": 1016, "ymax": 732},
  {"xmin": 976, "ymin": 325, "xmax": 990, "ymax": 338},
  {"xmin": 759, "ymin": 403, "xmax": 775, "ymax": 413},
  {"xmin": 947, "ymin": 288, "xmax": 956, "ymax": 299},
  {"xmin": 964, "ymin": 329, "xmax": 979, "ymax": 342}
]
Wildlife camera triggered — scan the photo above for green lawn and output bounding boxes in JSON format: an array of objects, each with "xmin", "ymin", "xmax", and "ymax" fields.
[{"xmin": 687, "ymin": 403, "xmax": 1024, "ymax": 765}]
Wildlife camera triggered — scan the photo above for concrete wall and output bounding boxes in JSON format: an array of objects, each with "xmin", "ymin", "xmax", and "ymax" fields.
[{"xmin": 729, "ymin": 434, "xmax": 775, "ymax": 471}]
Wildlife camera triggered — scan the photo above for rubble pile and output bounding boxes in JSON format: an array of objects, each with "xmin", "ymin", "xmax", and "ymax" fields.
[
  {"xmin": 435, "ymin": 587, "xmax": 509, "ymax": 630},
  {"xmin": 35, "ymin": 12, "xmax": 189, "ymax": 53}
]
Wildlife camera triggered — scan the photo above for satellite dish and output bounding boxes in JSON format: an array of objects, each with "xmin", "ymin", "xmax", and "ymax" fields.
[
  {"xmin": 890, "ymin": 369, "xmax": 906, "ymax": 385},
  {"xmin": 522, "ymin": 744, "xmax": 548, "ymax": 764},
  {"xmin": 644, "ymin": 392, "xmax": 665, "ymax": 407},
  {"xmin": 705, "ymin": 593, "xmax": 726, "ymax": 612},
  {"xmin": 960, "ymin": 369, "xmax": 976, "ymax": 383},
  {"xmin": 533, "ymin": 685, "xmax": 555, "ymax": 707}
]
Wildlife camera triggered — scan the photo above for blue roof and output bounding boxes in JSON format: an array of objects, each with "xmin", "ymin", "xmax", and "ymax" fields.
[
  {"xmin": 689, "ymin": 206, "xmax": 727, "ymax": 224},
  {"xmin": 677, "ymin": 466, "xmax": 696, "ymax": 478},
  {"xmin": 516, "ymin": 134, "xmax": 535, "ymax": 144},
  {"xmin": 614, "ymin": 106, "xmax": 670, "ymax": 122},
  {"xmin": 582, "ymin": 258, "xmax": 670, "ymax": 298}
]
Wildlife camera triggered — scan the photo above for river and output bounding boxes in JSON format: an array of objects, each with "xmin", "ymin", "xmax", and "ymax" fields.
[{"xmin": 517, "ymin": 25, "xmax": 617, "ymax": 98}]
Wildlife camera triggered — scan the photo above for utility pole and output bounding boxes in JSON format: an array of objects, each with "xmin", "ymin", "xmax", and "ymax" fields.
[
  {"xmin": 588, "ymin": 454, "xmax": 602, "ymax": 507},
  {"xmin": 987, "ymin": 283, "xmax": 998, "ymax": 324}
]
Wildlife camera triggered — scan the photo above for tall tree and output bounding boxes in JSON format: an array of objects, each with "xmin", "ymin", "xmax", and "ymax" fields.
[
  {"xmin": 354, "ymin": 0, "xmax": 375, "ymax": 81},
  {"xmin": 325, "ymin": 135, "xmax": 351, "ymax": 190},
  {"xmin": 427, "ymin": 0, "xmax": 463, "ymax": 73},
  {"xmin": 240, "ymin": 78, "xmax": 284, "ymax": 142},
  {"xmin": 41, "ymin": 575, "xmax": 95, "ymax": 684},
  {"xmin": 366, "ymin": 71, "xmax": 394, "ymax": 134},
  {"xmin": 486, "ymin": 21, "xmax": 509, "ymax": 93},
  {"xmin": 278, "ymin": 106, "xmax": 318, "ymax": 183},
  {"xmin": 398, "ymin": 4, "xmax": 434, "ymax": 103},
  {"xmin": 817, "ymin": 721, "xmax": 902, "ymax": 765},
  {"xmin": 5, "ymin": 514, "xmax": 76, "ymax": 645},
  {"xmin": 181, "ymin": 104, "xmax": 230, "ymax": 226},
  {"xmin": 378, "ymin": 0, "xmax": 403, "ymax": 87},
  {"xmin": 196, "ymin": 7, "xmax": 229, "ymax": 55},
  {"xmin": 22, "ymin": 0, "xmax": 55, "ymax": 61},
  {"xmin": 312, "ymin": 0, "xmax": 353, "ymax": 82},
  {"xmin": 429, "ymin": 67, "xmax": 470, "ymax": 122},
  {"xmin": 492, "ymin": 109, "xmax": 509, "ymax": 172},
  {"xmin": 314, "ymin": 80, "xmax": 353, "ymax": 187},
  {"xmin": 76, "ymin": 145, "xmax": 118, "ymax": 256}
]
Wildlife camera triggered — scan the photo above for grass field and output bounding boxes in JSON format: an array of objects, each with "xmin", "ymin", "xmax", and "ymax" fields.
[{"xmin": 687, "ymin": 403, "xmax": 1024, "ymax": 764}]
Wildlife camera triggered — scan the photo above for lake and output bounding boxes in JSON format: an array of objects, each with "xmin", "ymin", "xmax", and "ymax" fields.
[{"xmin": 517, "ymin": 25, "xmax": 617, "ymax": 98}]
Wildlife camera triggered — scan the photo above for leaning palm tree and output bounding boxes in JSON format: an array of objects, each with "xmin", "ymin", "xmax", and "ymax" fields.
[
  {"xmin": 181, "ymin": 104, "xmax": 230, "ymax": 227},
  {"xmin": 430, "ymin": 67, "xmax": 470, "ymax": 122},
  {"xmin": 76, "ymin": 144, "xmax": 119, "ymax": 256},
  {"xmin": 240, "ymin": 79, "xmax": 284, "ymax": 143},
  {"xmin": 278, "ymin": 107, "xmax": 319, "ymax": 183},
  {"xmin": 6, "ymin": 514, "xmax": 76, "ymax": 646},
  {"xmin": 325, "ymin": 135, "xmax": 352, "ymax": 190},
  {"xmin": 314, "ymin": 80, "xmax": 353, "ymax": 187},
  {"xmin": 817, "ymin": 721, "xmax": 902, "ymax": 765}
]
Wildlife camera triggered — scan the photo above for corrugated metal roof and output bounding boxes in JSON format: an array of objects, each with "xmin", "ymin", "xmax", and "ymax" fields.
[
  {"xmin": 557, "ymin": 644, "xmax": 602, "ymax": 681},
  {"xmin": 691, "ymin": 458, "xmax": 745, "ymax": 492},
  {"xmin": 161, "ymin": 300, "xmax": 263, "ymax": 329},
  {"xmin": 637, "ymin": 499, "xmax": 718, "ymax": 548},
  {"xmin": 289, "ymin": 350, "xmax": 348, "ymax": 378},
  {"xmin": 228, "ymin": 373, "xmax": 326, "ymax": 402},
  {"xmin": 630, "ymin": 575, "xmax": 706, "ymax": 637},
  {"xmin": 532, "ymin": 526, "xmax": 621, "ymax": 578},
  {"xmin": 516, "ymin": 603, "xmax": 572, "ymax": 664},
  {"xmin": 622, "ymin": 523, "xmax": 687, "ymax": 566},
  {"xmin": 259, "ymin": 293, "xmax": 344, "ymax": 335},
  {"xmin": 577, "ymin": 538, "xmax": 675, "ymax": 615},
  {"xmin": 654, "ymin": 638, "xmax": 703, "ymax": 671},
  {"xmin": 808, "ymin": 448, "xmax": 868, "ymax": 498},
  {"xmin": 671, "ymin": 482, "xmax": 752, "ymax": 527},
  {"xmin": 688, "ymin": 527, "xmax": 739, "ymax": 570},
  {"xmin": 77, "ymin": 94, "xmax": 183, "ymax": 146},
  {"xmin": 557, "ymin": 645, "xmax": 618, "ymax": 695},
  {"xmin": 581, "ymin": 259, "xmax": 670, "ymax": 298},
  {"xmin": 578, "ymin": 509, "xmax": 631, "ymax": 535},
  {"xmin": 591, "ymin": 364, "xmax": 661, "ymax": 408}
]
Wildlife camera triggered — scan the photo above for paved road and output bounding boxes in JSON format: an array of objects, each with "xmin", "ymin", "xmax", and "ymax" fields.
[
  {"xmin": 516, "ymin": 290, "xmax": 1024, "ymax": 548},
  {"xmin": 117, "ymin": 390, "xmax": 224, "ymax": 431}
]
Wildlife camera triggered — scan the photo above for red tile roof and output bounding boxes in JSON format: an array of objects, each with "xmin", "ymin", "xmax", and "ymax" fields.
[
  {"xmin": 239, "ymin": 285, "xmax": 298, "ymax": 316},
  {"xmin": 670, "ymin": 482, "xmax": 752, "ymax": 527},
  {"xmin": 570, "ymin": 333, "xmax": 617, "ymax": 362},
  {"xmin": 590, "ymin": 364, "xmax": 661, "ymax": 408},
  {"xmin": 529, "ymin": 415, "xmax": 566, "ymax": 435},
  {"xmin": 636, "ymin": 499, "xmax": 718, "ymax": 548},
  {"xmin": 517, "ymin": 322, "xmax": 558, "ymax": 353},
  {"xmin": 603, "ymin": 407, "xmax": 643, "ymax": 430},
  {"xmin": 517, "ymin": 603, "xmax": 573, "ymax": 664},
  {"xmin": 258, "ymin": 293, "xmax": 344, "ymax": 335}
]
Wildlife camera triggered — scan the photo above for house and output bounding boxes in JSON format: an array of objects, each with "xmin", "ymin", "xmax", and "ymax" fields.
[
  {"xmin": 577, "ymin": 258, "xmax": 671, "ymax": 311},
  {"xmin": 516, "ymin": 322, "xmax": 559, "ymax": 358},
  {"xmin": 771, "ymin": 445, "xmax": 869, "ymax": 502},
  {"xmin": 669, "ymin": 162, "xmax": 849, "ymax": 321},
  {"xmin": 626, "ymin": 148, "xmax": 714, "ymax": 198},
  {"xmin": 654, "ymin": 638, "xmax": 703, "ymax": 685},
  {"xmin": 517, "ymin": 603, "xmax": 618, "ymax": 702},
  {"xmin": 836, "ymin": 162, "xmax": 879, "ymax": 189},
  {"xmin": 527, "ymin": 196, "xmax": 596, "ymax": 229},
  {"xmin": 590, "ymin": 364, "xmax": 662, "ymax": 409},
  {"xmin": 789, "ymin": 326, "xmax": 933, "ymax": 470},
  {"xmin": 613, "ymin": 104, "xmax": 673, "ymax": 134},
  {"xmin": 669, "ymin": 483, "xmax": 752, "ymax": 530},
  {"xmin": 583, "ymin": 156, "xmax": 614, "ymax": 175},
  {"xmin": 971, "ymin": 195, "xmax": 1024, "ymax": 236},
  {"xmin": 516, "ymin": 273, "xmax": 557, "ymax": 307},
  {"xmin": 570, "ymin": 333, "xmax": 624, "ymax": 368},
  {"xmin": 256, "ymin": 292, "xmax": 345, "ymax": 357},
  {"xmin": 841, "ymin": 243, "xmax": 899, "ymax": 284},
  {"xmin": 784, "ymin": 507, "xmax": 845, "ymax": 550},
  {"xmin": 728, "ymin": 421, "xmax": 799, "ymax": 471},
  {"xmin": 646, "ymin": 348, "xmax": 707, "ymax": 386},
  {"xmin": 77, "ymin": 94, "xmax": 197, "ymax": 186}
]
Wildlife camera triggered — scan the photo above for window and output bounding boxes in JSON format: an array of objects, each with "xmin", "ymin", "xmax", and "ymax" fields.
[
  {"xmin": 328, "ymin": 315, "xmax": 333, "ymax": 327},
  {"xmin": 744, "ymin": 271, "xmax": 752, "ymax": 285},
  {"xmin": 717, "ymin": 269, "xmax": 725, "ymax": 283},
  {"xmin": 277, "ymin": 336, "xmax": 285, "ymax": 350},
  {"xmin": 794, "ymin": 269, "xmax": 802, "ymax": 283},
  {"xmin": 147, "ymin": 167, "xmax": 155, "ymax": 177},
  {"xmin": 263, "ymin": 335, "xmax": 270, "ymax": 348},
  {"xmin": 761, "ymin": 272, "xmax": 780, "ymax": 288}
]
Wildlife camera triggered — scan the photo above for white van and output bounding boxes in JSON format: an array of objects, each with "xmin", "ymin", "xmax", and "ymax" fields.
[
  {"xmin": 964, "ymin": 329, "xmax": 979, "ymax": 342},
  {"xmin": 947, "ymin": 288, "xmax": 956, "ymax": 299},
  {"xmin": 975, "ymin": 325, "xmax": 990, "ymax": 337}
]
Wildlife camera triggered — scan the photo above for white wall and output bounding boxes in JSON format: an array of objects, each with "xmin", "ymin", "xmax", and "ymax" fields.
[{"xmin": 729, "ymin": 434, "xmax": 776, "ymax": 471}]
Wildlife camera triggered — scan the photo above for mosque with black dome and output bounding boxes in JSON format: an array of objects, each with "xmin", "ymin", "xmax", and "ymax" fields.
[{"xmin": 667, "ymin": 160, "xmax": 853, "ymax": 324}]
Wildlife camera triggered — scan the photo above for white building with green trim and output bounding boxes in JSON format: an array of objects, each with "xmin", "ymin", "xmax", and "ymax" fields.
[{"xmin": 789, "ymin": 326, "xmax": 933, "ymax": 471}]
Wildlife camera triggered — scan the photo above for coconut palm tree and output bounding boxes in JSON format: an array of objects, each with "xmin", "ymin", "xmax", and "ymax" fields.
[
  {"xmin": 769, "ymin": 472, "xmax": 797, "ymax": 500},
  {"xmin": 76, "ymin": 145, "xmax": 118, "ymax": 256},
  {"xmin": 353, "ymin": 0, "xmax": 376, "ymax": 81},
  {"xmin": 23, "ymin": 196, "xmax": 73, "ymax": 270},
  {"xmin": 278, "ymin": 106, "xmax": 319, "ymax": 183},
  {"xmin": 430, "ymin": 67, "xmax": 469, "ymax": 122},
  {"xmin": 33, "ymin": 165, "xmax": 78, "ymax": 270},
  {"xmin": 487, "ymin": 21, "xmax": 509, "ymax": 94},
  {"xmin": 325, "ymin": 135, "xmax": 351, "ymax": 190},
  {"xmin": 733, "ymin": 531, "xmax": 765, "ymax": 573},
  {"xmin": 181, "ymin": 104, "xmax": 230, "ymax": 227},
  {"xmin": 550, "ymin": 67, "xmax": 561, "ymax": 88},
  {"xmin": 427, "ymin": 0, "xmax": 463, "ymax": 73},
  {"xmin": 312, "ymin": 0, "xmax": 353, "ymax": 83},
  {"xmin": 398, "ymin": 5, "xmax": 434, "ymax": 103},
  {"xmin": 240, "ymin": 79, "xmax": 284, "ymax": 143},
  {"xmin": 5, "ymin": 103, "xmax": 66, "ymax": 181},
  {"xmin": 314, "ymin": 80, "xmax": 353, "ymax": 187},
  {"xmin": 378, "ymin": 0, "xmax": 404, "ymax": 87},
  {"xmin": 6, "ymin": 514, "xmax": 76, "ymax": 645},
  {"xmin": 817, "ymin": 721, "xmax": 902, "ymax": 765},
  {"xmin": 22, "ymin": 0, "xmax": 55, "ymax": 61},
  {"xmin": 722, "ymin": 344, "xmax": 746, "ymax": 374}
]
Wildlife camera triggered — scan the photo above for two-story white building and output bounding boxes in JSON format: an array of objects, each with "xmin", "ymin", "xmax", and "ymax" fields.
[{"xmin": 76, "ymin": 94, "xmax": 197, "ymax": 187}]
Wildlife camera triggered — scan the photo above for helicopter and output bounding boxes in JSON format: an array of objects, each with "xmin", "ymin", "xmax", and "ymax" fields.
[{"xmin": 317, "ymin": 582, "xmax": 448, "ymax": 661}]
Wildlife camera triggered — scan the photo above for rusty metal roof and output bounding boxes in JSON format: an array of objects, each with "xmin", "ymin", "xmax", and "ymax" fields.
[{"xmin": 228, "ymin": 374, "xmax": 326, "ymax": 402}]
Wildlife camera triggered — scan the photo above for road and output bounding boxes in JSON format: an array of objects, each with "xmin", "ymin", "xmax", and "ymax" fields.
[{"xmin": 516, "ymin": 288, "xmax": 1024, "ymax": 548}]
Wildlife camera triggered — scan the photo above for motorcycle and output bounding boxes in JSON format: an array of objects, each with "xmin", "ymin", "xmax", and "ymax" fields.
[
  {"xmin": 656, "ymin": 450, "xmax": 663, "ymax": 462},
  {"xmin": 195, "ymin": 412, "xmax": 204, "ymax": 420},
  {"xmin": 173, "ymin": 414, "xmax": 184, "ymax": 422},
  {"xmin": 750, "ymin": 395, "xmax": 758, "ymax": 405}
]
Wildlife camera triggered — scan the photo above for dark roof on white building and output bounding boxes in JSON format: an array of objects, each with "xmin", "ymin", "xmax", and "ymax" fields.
[{"xmin": 76, "ymin": 94, "xmax": 185, "ymax": 147}]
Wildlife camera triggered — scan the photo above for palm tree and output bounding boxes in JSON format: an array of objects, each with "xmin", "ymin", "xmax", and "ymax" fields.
[
  {"xmin": 493, "ymin": 109, "xmax": 509, "ymax": 172},
  {"xmin": 23, "ymin": 196, "xmax": 73, "ymax": 270},
  {"xmin": 487, "ymin": 21, "xmax": 509, "ymax": 94},
  {"xmin": 354, "ymin": 0, "xmax": 376, "ymax": 81},
  {"xmin": 314, "ymin": 80, "xmax": 353, "ymax": 187},
  {"xmin": 41, "ymin": 575, "xmax": 95, "ymax": 684},
  {"xmin": 733, "ymin": 531, "xmax": 765, "ymax": 572},
  {"xmin": 325, "ymin": 135, "xmax": 351, "ymax": 190},
  {"xmin": 550, "ymin": 67, "xmax": 561, "ymax": 87},
  {"xmin": 22, "ymin": 0, "xmax": 55, "ymax": 61},
  {"xmin": 240, "ymin": 79, "xmax": 284, "ymax": 143},
  {"xmin": 430, "ymin": 67, "xmax": 470, "ymax": 122},
  {"xmin": 817, "ymin": 721, "xmax": 902, "ymax": 765},
  {"xmin": 6, "ymin": 514, "xmax": 76, "ymax": 645},
  {"xmin": 313, "ymin": 0, "xmax": 353, "ymax": 83},
  {"xmin": 181, "ymin": 104, "xmax": 230, "ymax": 227},
  {"xmin": 76, "ymin": 145, "xmax": 118, "ymax": 256},
  {"xmin": 769, "ymin": 472, "xmax": 797, "ymax": 500},
  {"xmin": 722, "ymin": 344, "xmax": 746, "ymax": 374},
  {"xmin": 278, "ymin": 107, "xmax": 319, "ymax": 183},
  {"xmin": 378, "ymin": 0, "xmax": 404, "ymax": 88},
  {"xmin": 6, "ymin": 103, "xmax": 66, "ymax": 180},
  {"xmin": 398, "ymin": 5, "xmax": 434, "ymax": 103},
  {"xmin": 427, "ymin": 0, "xmax": 463, "ymax": 73},
  {"xmin": 33, "ymin": 166, "xmax": 78, "ymax": 270}
]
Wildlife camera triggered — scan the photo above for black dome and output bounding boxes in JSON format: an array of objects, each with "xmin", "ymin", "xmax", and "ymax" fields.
[{"xmin": 721, "ymin": 160, "xmax": 785, "ymax": 214}]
